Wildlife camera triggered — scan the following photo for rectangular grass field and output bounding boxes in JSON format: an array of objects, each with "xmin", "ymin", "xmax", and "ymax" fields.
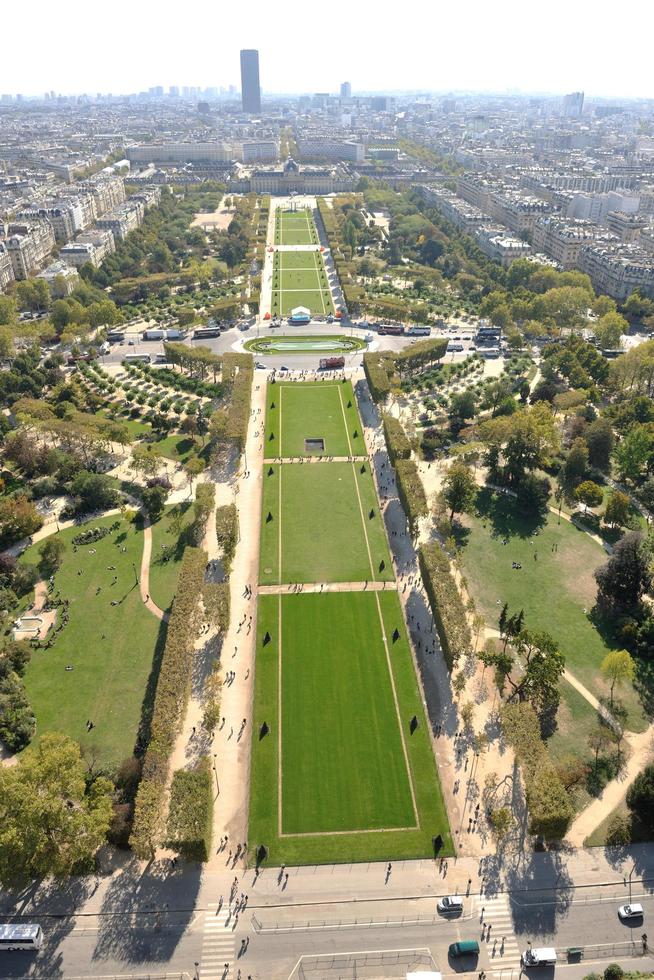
[
  {"xmin": 248, "ymin": 590, "xmax": 452, "ymax": 864},
  {"xmin": 259, "ymin": 461, "xmax": 394, "ymax": 584},
  {"xmin": 271, "ymin": 249, "xmax": 333, "ymax": 316},
  {"xmin": 264, "ymin": 379, "xmax": 362, "ymax": 458},
  {"xmin": 274, "ymin": 208, "xmax": 319, "ymax": 246}
]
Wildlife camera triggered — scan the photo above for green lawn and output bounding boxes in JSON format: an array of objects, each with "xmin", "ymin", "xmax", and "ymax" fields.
[
  {"xmin": 148, "ymin": 503, "xmax": 196, "ymax": 611},
  {"xmin": 260, "ymin": 462, "xmax": 393, "ymax": 585},
  {"xmin": 274, "ymin": 209, "xmax": 319, "ymax": 246},
  {"xmin": 458, "ymin": 489, "xmax": 648, "ymax": 732},
  {"xmin": 265, "ymin": 380, "xmax": 362, "ymax": 458},
  {"xmin": 21, "ymin": 516, "xmax": 164, "ymax": 768},
  {"xmin": 249, "ymin": 591, "xmax": 452, "ymax": 864},
  {"xmin": 271, "ymin": 248, "xmax": 334, "ymax": 316}
]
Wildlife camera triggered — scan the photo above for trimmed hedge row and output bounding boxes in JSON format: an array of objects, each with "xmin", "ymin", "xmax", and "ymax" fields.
[
  {"xmin": 215, "ymin": 503, "xmax": 238, "ymax": 573},
  {"xmin": 395, "ymin": 459, "xmax": 428, "ymax": 536},
  {"xmin": 129, "ymin": 546, "xmax": 207, "ymax": 858},
  {"xmin": 193, "ymin": 483, "xmax": 215, "ymax": 542},
  {"xmin": 203, "ymin": 581, "xmax": 230, "ymax": 634},
  {"xmin": 165, "ymin": 757, "xmax": 213, "ymax": 861},
  {"xmin": 363, "ymin": 352, "xmax": 394, "ymax": 403},
  {"xmin": 382, "ymin": 413, "xmax": 411, "ymax": 465},
  {"xmin": 222, "ymin": 353, "xmax": 253, "ymax": 450},
  {"xmin": 501, "ymin": 702, "xmax": 574, "ymax": 841},
  {"xmin": 418, "ymin": 540, "xmax": 471, "ymax": 670}
]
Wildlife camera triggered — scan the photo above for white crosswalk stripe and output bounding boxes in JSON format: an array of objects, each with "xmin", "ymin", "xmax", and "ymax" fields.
[
  {"xmin": 199, "ymin": 905, "xmax": 236, "ymax": 980},
  {"xmin": 475, "ymin": 894, "xmax": 523, "ymax": 973}
]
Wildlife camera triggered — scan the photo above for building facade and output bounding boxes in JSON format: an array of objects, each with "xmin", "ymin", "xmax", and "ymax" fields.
[{"xmin": 240, "ymin": 49, "xmax": 261, "ymax": 114}]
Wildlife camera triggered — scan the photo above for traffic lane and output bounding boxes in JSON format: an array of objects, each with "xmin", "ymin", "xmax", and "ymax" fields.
[
  {"xmin": 0, "ymin": 918, "xmax": 204, "ymax": 978},
  {"xmin": 508, "ymin": 890, "xmax": 654, "ymax": 946}
]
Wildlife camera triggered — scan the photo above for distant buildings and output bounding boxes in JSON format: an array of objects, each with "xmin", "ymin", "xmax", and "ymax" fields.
[
  {"xmin": 340, "ymin": 82, "xmax": 352, "ymax": 99},
  {"xmin": 60, "ymin": 229, "xmax": 115, "ymax": 268},
  {"xmin": 5, "ymin": 221, "xmax": 56, "ymax": 279},
  {"xmin": 230, "ymin": 157, "xmax": 355, "ymax": 194},
  {"xmin": 240, "ymin": 49, "xmax": 261, "ymax": 114},
  {"xmin": 562, "ymin": 91, "xmax": 584, "ymax": 118}
]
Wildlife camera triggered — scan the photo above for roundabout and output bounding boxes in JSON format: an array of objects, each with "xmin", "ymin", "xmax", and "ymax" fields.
[{"xmin": 243, "ymin": 335, "xmax": 367, "ymax": 355}]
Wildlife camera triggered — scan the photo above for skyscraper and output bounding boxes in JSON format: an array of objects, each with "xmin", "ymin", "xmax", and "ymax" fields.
[
  {"xmin": 340, "ymin": 81, "xmax": 352, "ymax": 98},
  {"xmin": 240, "ymin": 49, "xmax": 261, "ymax": 114},
  {"xmin": 562, "ymin": 91, "xmax": 584, "ymax": 118}
]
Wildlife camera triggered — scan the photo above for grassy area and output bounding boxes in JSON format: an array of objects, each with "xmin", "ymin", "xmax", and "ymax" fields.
[
  {"xmin": 21, "ymin": 516, "xmax": 164, "ymax": 768},
  {"xmin": 99, "ymin": 410, "xmax": 205, "ymax": 466},
  {"xmin": 271, "ymin": 249, "xmax": 333, "ymax": 316},
  {"xmin": 259, "ymin": 462, "xmax": 393, "ymax": 585},
  {"xmin": 148, "ymin": 503, "xmax": 195, "ymax": 611},
  {"xmin": 264, "ymin": 380, "xmax": 362, "ymax": 458},
  {"xmin": 584, "ymin": 799, "xmax": 652, "ymax": 847},
  {"xmin": 457, "ymin": 489, "xmax": 648, "ymax": 732},
  {"xmin": 244, "ymin": 335, "xmax": 365, "ymax": 355},
  {"xmin": 273, "ymin": 208, "xmax": 319, "ymax": 247},
  {"xmin": 249, "ymin": 591, "xmax": 452, "ymax": 864}
]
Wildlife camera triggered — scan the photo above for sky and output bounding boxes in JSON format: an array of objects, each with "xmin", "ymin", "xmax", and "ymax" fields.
[{"xmin": 6, "ymin": 0, "xmax": 654, "ymax": 99}]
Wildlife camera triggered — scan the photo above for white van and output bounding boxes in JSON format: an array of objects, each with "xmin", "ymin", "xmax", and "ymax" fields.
[
  {"xmin": 437, "ymin": 895, "xmax": 464, "ymax": 913},
  {"xmin": 0, "ymin": 923, "xmax": 44, "ymax": 950},
  {"xmin": 522, "ymin": 947, "xmax": 557, "ymax": 967}
]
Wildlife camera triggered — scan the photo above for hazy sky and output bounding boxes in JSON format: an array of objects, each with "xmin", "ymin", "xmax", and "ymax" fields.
[{"xmin": 7, "ymin": 0, "xmax": 654, "ymax": 99}]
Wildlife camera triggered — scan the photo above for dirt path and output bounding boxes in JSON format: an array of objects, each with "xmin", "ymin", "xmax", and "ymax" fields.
[
  {"xmin": 139, "ymin": 521, "xmax": 168, "ymax": 622},
  {"xmin": 566, "ymin": 724, "xmax": 654, "ymax": 846}
]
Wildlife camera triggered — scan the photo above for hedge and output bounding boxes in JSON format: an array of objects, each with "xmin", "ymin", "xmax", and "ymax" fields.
[
  {"xmin": 215, "ymin": 503, "xmax": 238, "ymax": 573},
  {"xmin": 165, "ymin": 757, "xmax": 213, "ymax": 861},
  {"xmin": 129, "ymin": 546, "xmax": 207, "ymax": 858},
  {"xmin": 501, "ymin": 702, "xmax": 573, "ymax": 840},
  {"xmin": 203, "ymin": 581, "xmax": 230, "ymax": 633},
  {"xmin": 193, "ymin": 483, "xmax": 215, "ymax": 541},
  {"xmin": 382, "ymin": 413, "xmax": 411, "ymax": 465},
  {"xmin": 395, "ymin": 459, "xmax": 428, "ymax": 536},
  {"xmin": 419, "ymin": 541, "xmax": 471, "ymax": 670},
  {"xmin": 363, "ymin": 352, "xmax": 394, "ymax": 403},
  {"xmin": 222, "ymin": 353, "xmax": 253, "ymax": 450}
]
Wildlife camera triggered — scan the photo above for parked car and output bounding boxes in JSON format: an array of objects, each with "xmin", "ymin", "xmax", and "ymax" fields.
[
  {"xmin": 449, "ymin": 940, "xmax": 480, "ymax": 958},
  {"xmin": 437, "ymin": 895, "xmax": 464, "ymax": 914}
]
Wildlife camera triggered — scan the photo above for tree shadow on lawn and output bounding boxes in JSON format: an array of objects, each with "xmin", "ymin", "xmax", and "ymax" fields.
[
  {"xmin": 470, "ymin": 487, "xmax": 547, "ymax": 545},
  {"xmin": 92, "ymin": 857, "xmax": 202, "ymax": 966}
]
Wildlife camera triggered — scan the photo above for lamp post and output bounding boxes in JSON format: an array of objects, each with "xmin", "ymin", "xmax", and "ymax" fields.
[
  {"xmin": 132, "ymin": 562, "xmax": 139, "ymax": 587},
  {"xmin": 212, "ymin": 754, "xmax": 220, "ymax": 796}
]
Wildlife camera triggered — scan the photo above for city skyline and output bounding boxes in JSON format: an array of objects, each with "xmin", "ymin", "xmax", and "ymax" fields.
[{"xmin": 4, "ymin": 0, "xmax": 654, "ymax": 99}]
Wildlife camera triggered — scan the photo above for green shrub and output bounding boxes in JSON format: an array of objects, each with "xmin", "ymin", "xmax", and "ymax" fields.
[
  {"xmin": 395, "ymin": 459, "xmax": 428, "ymax": 535},
  {"xmin": 222, "ymin": 353, "xmax": 253, "ymax": 450},
  {"xmin": 215, "ymin": 504, "xmax": 238, "ymax": 573},
  {"xmin": 363, "ymin": 352, "xmax": 394, "ymax": 402},
  {"xmin": 129, "ymin": 547, "xmax": 207, "ymax": 858},
  {"xmin": 501, "ymin": 702, "xmax": 573, "ymax": 841},
  {"xmin": 165, "ymin": 757, "xmax": 213, "ymax": 861},
  {"xmin": 382, "ymin": 414, "xmax": 411, "ymax": 464},
  {"xmin": 419, "ymin": 541, "xmax": 471, "ymax": 669}
]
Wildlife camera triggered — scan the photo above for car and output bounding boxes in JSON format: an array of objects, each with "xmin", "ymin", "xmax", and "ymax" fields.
[
  {"xmin": 437, "ymin": 895, "xmax": 464, "ymax": 914},
  {"xmin": 128, "ymin": 340, "xmax": 135, "ymax": 346},
  {"xmin": 449, "ymin": 940, "xmax": 479, "ymax": 958},
  {"xmin": 280, "ymin": 365, "xmax": 290, "ymax": 372},
  {"xmin": 618, "ymin": 903, "xmax": 644, "ymax": 920},
  {"xmin": 255, "ymin": 362, "xmax": 266, "ymax": 369}
]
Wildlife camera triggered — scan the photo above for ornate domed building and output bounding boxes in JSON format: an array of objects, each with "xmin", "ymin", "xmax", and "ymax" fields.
[{"xmin": 229, "ymin": 156, "xmax": 355, "ymax": 195}]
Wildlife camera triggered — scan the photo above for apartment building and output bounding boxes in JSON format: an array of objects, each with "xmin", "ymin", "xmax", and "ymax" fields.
[
  {"xmin": 579, "ymin": 239, "xmax": 654, "ymax": 301},
  {"xmin": 606, "ymin": 210, "xmax": 648, "ymax": 242},
  {"xmin": 96, "ymin": 200, "xmax": 144, "ymax": 241},
  {"xmin": 60, "ymin": 228, "xmax": 115, "ymax": 268},
  {"xmin": 532, "ymin": 217, "xmax": 598, "ymax": 269},
  {"xmin": 242, "ymin": 141, "xmax": 279, "ymax": 163},
  {"xmin": 126, "ymin": 143, "xmax": 233, "ymax": 165},
  {"xmin": 37, "ymin": 260, "xmax": 79, "ymax": 296},
  {"xmin": 0, "ymin": 241, "xmax": 15, "ymax": 290},
  {"xmin": 475, "ymin": 225, "xmax": 532, "ymax": 267},
  {"xmin": 16, "ymin": 205, "xmax": 76, "ymax": 244},
  {"xmin": 415, "ymin": 184, "xmax": 487, "ymax": 234},
  {"xmin": 493, "ymin": 193, "xmax": 552, "ymax": 237},
  {"xmin": 4, "ymin": 220, "xmax": 56, "ymax": 279},
  {"xmin": 296, "ymin": 138, "xmax": 365, "ymax": 162}
]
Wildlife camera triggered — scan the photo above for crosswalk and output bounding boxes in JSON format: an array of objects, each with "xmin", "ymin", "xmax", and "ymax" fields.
[
  {"xmin": 199, "ymin": 904, "xmax": 236, "ymax": 979},
  {"xmin": 475, "ymin": 894, "xmax": 523, "ymax": 976}
]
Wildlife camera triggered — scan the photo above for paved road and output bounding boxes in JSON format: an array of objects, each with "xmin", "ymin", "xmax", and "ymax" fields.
[{"xmin": 3, "ymin": 884, "xmax": 653, "ymax": 979}]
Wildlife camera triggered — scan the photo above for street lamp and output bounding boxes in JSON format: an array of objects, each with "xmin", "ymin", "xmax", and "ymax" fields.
[
  {"xmin": 132, "ymin": 562, "xmax": 139, "ymax": 587},
  {"xmin": 194, "ymin": 962, "xmax": 200, "ymax": 980},
  {"xmin": 212, "ymin": 753, "xmax": 220, "ymax": 796}
]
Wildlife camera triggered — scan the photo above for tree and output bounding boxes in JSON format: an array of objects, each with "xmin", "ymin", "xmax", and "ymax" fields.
[
  {"xmin": 70, "ymin": 471, "xmax": 119, "ymax": 513},
  {"xmin": 585, "ymin": 418, "xmax": 614, "ymax": 471},
  {"xmin": 141, "ymin": 485, "xmax": 168, "ymax": 521},
  {"xmin": 588, "ymin": 725, "xmax": 613, "ymax": 772},
  {"xmin": 0, "ymin": 733, "xmax": 113, "ymax": 885},
  {"xmin": 604, "ymin": 491, "xmax": 631, "ymax": 528},
  {"xmin": 600, "ymin": 650, "xmax": 636, "ymax": 707},
  {"xmin": 0, "ymin": 496, "xmax": 43, "ymax": 547},
  {"xmin": 575, "ymin": 480, "xmax": 604, "ymax": 508},
  {"xmin": 595, "ymin": 531, "xmax": 653, "ymax": 611},
  {"xmin": 39, "ymin": 536, "xmax": 67, "ymax": 573},
  {"xmin": 442, "ymin": 462, "xmax": 477, "ymax": 521},
  {"xmin": 488, "ymin": 807, "xmax": 512, "ymax": 842},
  {"xmin": 615, "ymin": 424, "xmax": 652, "ymax": 483},
  {"xmin": 482, "ymin": 627, "xmax": 564, "ymax": 716},
  {"xmin": 564, "ymin": 437, "xmax": 589, "ymax": 488},
  {"xmin": 595, "ymin": 311, "xmax": 628, "ymax": 350},
  {"xmin": 184, "ymin": 457, "xmax": 204, "ymax": 492},
  {"xmin": 627, "ymin": 763, "xmax": 654, "ymax": 833}
]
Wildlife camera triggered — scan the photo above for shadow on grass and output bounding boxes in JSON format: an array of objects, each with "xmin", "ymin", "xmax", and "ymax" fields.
[
  {"xmin": 471, "ymin": 487, "xmax": 547, "ymax": 543},
  {"xmin": 134, "ymin": 616, "xmax": 169, "ymax": 757}
]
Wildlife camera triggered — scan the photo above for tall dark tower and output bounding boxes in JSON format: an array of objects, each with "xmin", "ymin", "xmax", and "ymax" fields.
[{"xmin": 240, "ymin": 49, "xmax": 261, "ymax": 114}]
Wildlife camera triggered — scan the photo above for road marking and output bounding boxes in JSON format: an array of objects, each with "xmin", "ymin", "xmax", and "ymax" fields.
[
  {"xmin": 200, "ymin": 905, "xmax": 236, "ymax": 979},
  {"xmin": 476, "ymin": 895, "xmax": 522, "ymax": 969}
]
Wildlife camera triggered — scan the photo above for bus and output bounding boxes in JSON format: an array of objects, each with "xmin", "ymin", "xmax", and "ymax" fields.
[
  {"xmin": 407, "ymin": 326, "xmax": 431, "ymax": 336},
  {"xmin": 192, "ymin": 326, "xmax": 221, "ymax": 339},
  {"xmin": 319, "ymin": 356, "xmax": 345, "ymax": 370},
  {"xmin": 106, "ymin": 331, "xmax": 125, "ymax": 343},
  {"xmin": 0, "ymin": 923, "xmax": 44, "ymax": 951},
  {"xmin": 124, "ymin": 353, "xmax": 151, "ymax": 364},
  {"xmin": 378, "ymin": 324, "xmax": 405, "ymax": 336}
]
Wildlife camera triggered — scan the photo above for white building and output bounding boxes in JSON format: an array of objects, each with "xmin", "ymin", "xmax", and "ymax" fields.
[
  {"xmin": 0, "ymin": 241, "xmax": 15, "ymax": 291},
  {"xmin": 37, "ymin": 260, "xmax": 79, "ymax": 296},
  {"xmin": 4, "ymin": 221, "xmax": 56, "ymax": 279},
  {"xmin": 60, "ymin": 228, "xmax": 115, "ymax": 268}
]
